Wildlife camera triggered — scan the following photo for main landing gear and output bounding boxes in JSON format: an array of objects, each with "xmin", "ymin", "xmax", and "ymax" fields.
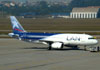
[{"xmin": 48, "ymin": 43, "xmax": 52, "ymax": 50}]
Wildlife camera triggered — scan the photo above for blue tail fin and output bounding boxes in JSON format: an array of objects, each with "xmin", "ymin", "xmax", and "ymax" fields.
[{"xmin": 10, "ymin": 16, "xmax": 26, "ymax": 33}]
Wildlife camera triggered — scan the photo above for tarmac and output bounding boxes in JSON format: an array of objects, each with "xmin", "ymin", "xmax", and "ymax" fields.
[{"xmin": 0, "ymin": 39, "xmax": 100, "ymax": 70}]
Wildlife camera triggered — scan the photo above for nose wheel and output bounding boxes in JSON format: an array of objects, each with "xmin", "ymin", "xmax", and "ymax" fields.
[{"xmin": 84, "ymin": 46, "xmax": 87, "ymax": 51}]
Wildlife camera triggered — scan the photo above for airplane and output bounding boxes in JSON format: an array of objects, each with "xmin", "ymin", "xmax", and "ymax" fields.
[{"xmin": 8, "ymin": 16, "xmax": 98, "ymax": 50}]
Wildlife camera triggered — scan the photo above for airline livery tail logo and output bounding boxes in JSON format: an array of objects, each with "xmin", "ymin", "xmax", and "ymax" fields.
[
  {"xmin": 12, "ymin": 19, "xmax": 19, "ymax": 29},
  {"xmin": 10, "ymin": 16, "xmax": 25, "ymax": 32}
]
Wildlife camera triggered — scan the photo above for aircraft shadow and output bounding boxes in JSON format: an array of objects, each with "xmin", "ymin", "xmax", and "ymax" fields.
[{"xmin": 23, "ymin": 47, "xmax": 85, "ymax": 51}]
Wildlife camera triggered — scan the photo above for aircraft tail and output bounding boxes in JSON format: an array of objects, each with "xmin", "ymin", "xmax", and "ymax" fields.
[{"xmin": 10, "ymin": 16, "xmax": 26, "ymax": 34}]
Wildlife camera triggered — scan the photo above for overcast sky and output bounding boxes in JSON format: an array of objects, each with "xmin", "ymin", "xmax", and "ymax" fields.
[{"xmin": 0, "ymin": 0, "xmax": 72, "ymax": 3}]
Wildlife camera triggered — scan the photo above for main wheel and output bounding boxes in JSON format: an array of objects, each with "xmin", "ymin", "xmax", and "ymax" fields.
[
  {"xmin": 48, "ymin": 46, "xmax": 52, "ymax": 50},
  {"xmin": 48, "ymin": 43, "xmax": 52, "ymax": 50}
]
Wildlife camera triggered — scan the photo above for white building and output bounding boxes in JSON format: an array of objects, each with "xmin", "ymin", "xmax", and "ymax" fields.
[{"xmin": 70, "ymin": 7, "xmax": 100, "ymax": 18}]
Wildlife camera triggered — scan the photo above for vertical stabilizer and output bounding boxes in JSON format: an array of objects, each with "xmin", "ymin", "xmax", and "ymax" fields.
[{"xmin": 10, "ymin": 16, "xmax": 26, "ymax": 33}]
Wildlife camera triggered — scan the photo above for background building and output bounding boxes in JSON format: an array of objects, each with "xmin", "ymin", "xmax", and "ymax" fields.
[{"xmin": 70, "ymin": 7, "xmax": 100, "ymax": 18}]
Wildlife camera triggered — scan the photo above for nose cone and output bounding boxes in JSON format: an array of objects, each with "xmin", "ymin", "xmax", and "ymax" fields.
[{"xmin": 94, "ymin": 39, "xmax": 98, "ymax": 44}]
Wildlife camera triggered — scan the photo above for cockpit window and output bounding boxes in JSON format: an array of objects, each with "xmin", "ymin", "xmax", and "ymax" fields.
[{"xmin": 88, "ymin": 37, "xmax": 96, "ymax": 39}]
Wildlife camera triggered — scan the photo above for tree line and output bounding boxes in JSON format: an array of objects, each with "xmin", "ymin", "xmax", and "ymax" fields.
[{"xmin": 0, "ymin": 0, "xmax": 100, "ymax": 16}]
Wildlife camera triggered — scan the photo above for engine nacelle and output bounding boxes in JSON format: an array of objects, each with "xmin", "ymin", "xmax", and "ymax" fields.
[{"xmin": 51, "ymin": 42, "xmax": 63, "ymax": 49}]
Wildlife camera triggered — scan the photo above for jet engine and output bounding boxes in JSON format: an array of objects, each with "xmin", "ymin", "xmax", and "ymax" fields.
[{"xmin": 51, "ymin": 42, "xmax": 63, "ymax": 49}]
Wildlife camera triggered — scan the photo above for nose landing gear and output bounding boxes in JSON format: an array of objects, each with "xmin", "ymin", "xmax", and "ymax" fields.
[{"xmin": 84, "ymin": 46, "xmax": 87, "ymax": 51}]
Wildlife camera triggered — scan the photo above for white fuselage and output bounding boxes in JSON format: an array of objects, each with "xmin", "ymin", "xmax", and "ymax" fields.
[{"xmin": 42, "ymin": 34, "xmax": 98, "ymax": 46}]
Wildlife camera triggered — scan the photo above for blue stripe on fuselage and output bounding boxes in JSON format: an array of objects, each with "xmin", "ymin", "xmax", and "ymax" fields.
[
  {"xmin": 16, "ymin": 32, "xmax": 59, "ymax": 40},
  {"xmin": 17, "ymin": 32, "xmax": 59, "ymax": 36},
  {"xmin": 22, "ymin": 37, "xmax": 43, "ymax": 40}
]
